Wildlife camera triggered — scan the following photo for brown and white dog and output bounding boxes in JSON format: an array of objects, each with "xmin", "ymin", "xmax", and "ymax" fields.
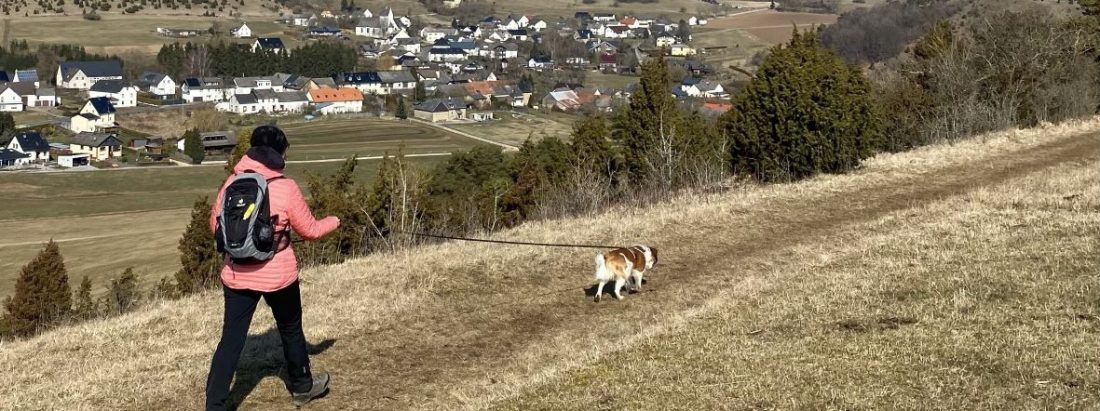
[{"xmin": 593, "ymin": 245, "xmax": 658, "ymax": 302}]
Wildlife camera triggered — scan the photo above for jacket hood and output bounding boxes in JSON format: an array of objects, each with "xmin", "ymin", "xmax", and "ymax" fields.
[{"xmin": 233, "ymin": 146, "xmax": 286, "ymax": 179}]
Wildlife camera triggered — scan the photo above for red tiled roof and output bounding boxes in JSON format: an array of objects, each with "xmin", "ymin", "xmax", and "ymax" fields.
[{"xmin": 308, "ymin": 87, "xmax": 363, "ymax": 102}]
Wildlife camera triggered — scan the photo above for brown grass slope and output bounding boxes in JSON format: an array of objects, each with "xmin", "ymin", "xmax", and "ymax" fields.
[{"xmin": 0, "ymin": 119, "xmax": 1097, "ymax": 410}]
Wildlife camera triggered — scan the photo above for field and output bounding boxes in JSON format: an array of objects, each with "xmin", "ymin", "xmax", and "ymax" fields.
[
  {"xmin": 3, "ymin": 14, "xmax": 297, "ymax": 54},
  {"xmin": 0, "ymin": 118, "xmax": 481, "ymax": 297},
  {"xmin": 0, "ymin": 118, "xmax": 1095, "ymax": 409},
  {"xmin": 695, "ymin": 10, "xmax": 838, "ymax": 68},
  {"xmin": 584, "ymin": 71, "xmax": 638, "ymax": 90},
  {"xmin": 280, "ymin": 118, "xmax": 482, "ymax": 161},
  {"xmin": 447, "ymin": 111, "xmax": 576, "ymax": 146}
]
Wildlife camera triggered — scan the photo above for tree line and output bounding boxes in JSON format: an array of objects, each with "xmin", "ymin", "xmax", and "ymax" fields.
[{"xmin": 156, "ymin": 41, "xmax": 359, "ymax": 80}]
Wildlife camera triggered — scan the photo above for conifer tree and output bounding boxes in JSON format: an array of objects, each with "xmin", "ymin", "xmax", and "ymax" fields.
[
  {"xmin": 395, "ymin": 96, "xmax": 409, "ymax": 119},
  {"xmin": 299, "ymin": 157, "xmax": 368, "ymax": 265},
  {"xmin": 569, "ymin": 113, "xmax": 616, "ymax": 178},
  {"xmin": 107, "ymin": 268, "xmax": 139, "ymax": 315},
  {"xmin": 174, "ymin": 197, "xmax": 221, "ymax": 294},
  {"xmin": 2, "ymin": 240, "xmax": 72, "ymax": 336},
  {"xmin": 414, "ymin": 81, "xmax": 427, "ymax": 102},
  {"xmin": 72, "ymin": 275, "xmax": 97, "ymax": 321},
  {"xmin": 183, "ymin": 128, "xmax": 205, "ymax": 164},
  {"xmin": 720, "ymin": 30, "xmax": 882, "ymax": 182},
  {"xmin": 225, "ymin": 129, "xmax": 251, "ymax": 174}
]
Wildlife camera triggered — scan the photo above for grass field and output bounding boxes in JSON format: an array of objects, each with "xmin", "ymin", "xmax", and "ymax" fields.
[
  {"xmin": 0, "ymin": 118, "xmax": 1094, "ymax": 409},
  {"xmin": 280, "ymin": 118, "xmax": 482, "ymax": 161},
  {"xmin": 585, "ymin": 71, "xmax": 638, "ymax": 90},
  {"xmin": 448, "ymin": 111, "xmax": 576, "ymax": 146}
]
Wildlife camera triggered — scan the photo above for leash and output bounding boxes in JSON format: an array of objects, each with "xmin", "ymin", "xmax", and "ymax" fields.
[{"xmin": 394, "ymin": 231, "xmax": 624, "ymax": 250}]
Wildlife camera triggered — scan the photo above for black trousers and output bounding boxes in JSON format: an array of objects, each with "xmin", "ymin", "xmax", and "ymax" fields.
[{"xmin": 205, "ymin": 281, "xmax": 312, "ymax": 410}]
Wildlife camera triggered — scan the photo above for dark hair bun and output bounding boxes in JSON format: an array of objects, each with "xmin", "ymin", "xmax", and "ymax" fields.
[{"xmin": 250, "ymin": 125, "xmax": 289, "ymax": 154}]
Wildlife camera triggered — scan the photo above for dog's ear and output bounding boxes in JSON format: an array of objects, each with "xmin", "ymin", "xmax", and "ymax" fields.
[{"xmin": 650, "ymin": 247, "xmax": 658, "ymax": 265}]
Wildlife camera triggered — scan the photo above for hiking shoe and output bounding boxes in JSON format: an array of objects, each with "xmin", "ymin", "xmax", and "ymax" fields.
[{"xmin": 292, "ymin": 373, "xmax": 330, "ymax": 407}]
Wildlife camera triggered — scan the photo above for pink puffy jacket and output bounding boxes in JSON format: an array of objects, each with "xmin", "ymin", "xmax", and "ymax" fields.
[{"xmin": 209, "ymin": 154, "xmax": 339, "ymax": 292}]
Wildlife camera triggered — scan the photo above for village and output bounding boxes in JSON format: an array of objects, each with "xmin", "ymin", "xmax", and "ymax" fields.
[{"xmin": 0, "ymin": 3, "xmax": 746, "ymax": 169}]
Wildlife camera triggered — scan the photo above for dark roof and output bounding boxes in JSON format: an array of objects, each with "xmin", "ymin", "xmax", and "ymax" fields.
[
  {"xmin": 234, "ymin": 93, "xmax": 258, "ymax": 104},
  {"xmin": 507, "ymin": 29, "xmax": 528, "ymax": 36},
  {"xmin": 574, "ymin": 12, "xmax": 592, "ymax": 19},
  {"xmin": 309, "ymin": 26, "xmax": 342, "ymax": 34},
  {"xmin": 0, "ymin": 71, "xmax": 9, "ymax": 83},
  {"xmin": 340, "ymin": 71, "xmax": 382, "ymax": 84},
  {"xmin": 414, "ymin": 98, "xmax": 466, "ymax": 112},
  {"xmin": 255, "ymin": 37, "xmax": 285, "ymax": 50},
  {"xmin": 184, "ymin": 77, "xmax": 202, "ymax": 87},
  {"xmin": 59, "ymin": 60, "xmax": 123, "ymax": 81},
  {"xmin": 89, "ymin": 79, "xmax": 131, "ymax": 93},
  {"xmin": 0, "ymin": 148, "xmax": 29, "ymax": 162},
  {"xmin": 6, "ymin": 81, "xmax": 34, "ymax": 96},
  {"xmin": 15, "ymin": 69, "xmax": 37, "ymax": 82},
  {"xmin": 139, "ymin": 72, "xmax": 168, "ymax": 84},
  {"xmin": 531, "ymin": 56, "xmax": 553, "ymax": 63},
  {"xmin": 87, "ymin": 97, "xmax": 116, "ymax": 115},
  {"xmin": 13, "ymin": 131, "xmax": 49, "ymax": 153},
  {"xmin": 72, "ymin": 132, "xmax": 122, "ymax": 148},
  {"xmin": 378, "ymin": 70, "xmax": 416, "ymax": 83}
]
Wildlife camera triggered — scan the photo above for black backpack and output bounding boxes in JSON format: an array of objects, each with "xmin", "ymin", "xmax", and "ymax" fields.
[{"xmin": 215, "ymin": 171, "xmax": 285, "ymax": 264}]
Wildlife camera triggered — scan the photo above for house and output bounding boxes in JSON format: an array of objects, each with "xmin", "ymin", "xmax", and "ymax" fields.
[
  {"xmin": 56, "ymin": 60, "xmax": 123, "ymax": 90},
  {"xmin": 0, "ymin": 148, "xmax": 30, "ymax": 167},
  {"xmin": 442, "ymin": 0, "xmax": 462, "ymax": 8},
  {"xmin": 307, "ymin": 87, "xmax": 364, "ymax": 115},
  {"xmin": 506, "ymin": 29, "xmax": 529, "ymax": 41},
  {"xmin": 182, "ymin": 77, "xmax": 232, "ymax": 103},
  {"xmin": 338, "ymin": 71, "xmax": 384, "ymax": 94},
  {"xmin": 529, "ymin": 19, "xmax": 547, "ymax": 32},
  {"xmin": 575, "ymin": 11, "xmax": 593, "ymax": 21},
  {"xmin": 490, "ymin": 84, "xmax": 531, "ymax": 107},
  {"xmin": 68, "ymin": 97, "xmax": 117, "ymax": 133},
  {"xmin": 528, "ymin": 56, "xmax": 553, "ymax": 70},
  {"xmin": 655, "ymin": 31, "xmax": 677, "ymax": 48},
  {"xmin": 32, "ymin": 88, "xmax": 58, "ymax": 107},
  {"xmin": 378, "ymin": 70, "xmax": 417, "ymax": 94},
  {"xmin": 574, "ymin": 29, "xmax": 595, "ymax": 41},
  {"xmin": 13, "ymin": 69, "xmax": 38, "ymax": 87},
  {"xmin": 308, "ymin": 26, "xmax": 342, "ymax": 37},
  {"xmin": 599, "ymin": 53, "xmax": 618, "ymax": 71},
  {"xmin": 232, "ymin": 23, "xmax": 252, "ymax": 38},
  {"xmin": 393, "ymin": 37, "xmax": 422, "ymax": 54},
  {"xmin": 69, "ymin": 132, "xmax": 123, "ymax": 160},
  {"xmin": 479, "ymin": 42, "xmax": 519, "ymax": 59},
  {"xmin": 428, "ymin": 41, "xmax": 468, "ymax": 62},
  {"xmin": 421, "ymin": 27, "xmax": 458, "ymax": 43},
  {"xmin": 413, "ymin": 98, "xmax": 467, "ymax": 122},
  {"xmin": 57, "ymin": 153, "xmax": 90, "ymax": 167},
  {"xmin": 587, "ymin": 40, "xmax": 619, "ymax": 54},
  {"xmin": 289, "ymin": 14, "xmax": 316, "ymax": 27},
  {"xmin": 221, "ymin": 90, "xmax": 308, "ymax": 115},
  {"xmin": 88, "ymin": 80, "xmax": 139, "ymax": 108},
  {"xmin": 130, "ymin": 137, "xmax": 166, "ymax": 154},
  {"xmin": 361, "ymin": 8, "xmax": 374, "ymax": 18},
  {"xmin": 198, "ymin": 131, "xmax": 236, "ymax": 155},
  {"xmin": 541, "ymin": 89, "xmax": 581, "ymax": 111},
  {"xmin": 670, "ymin": 43, "xmax": 696, "ymax": 56},
  {"xmin": 603, "ymin": 25, "xmax": 633, "ymax": 39},
  {"xmin": 680, "ymin": 78, "xmax": 727, "ymax": 98},
  {"xmin": 0, "ymin": 86, "xmax": 23, "ymax": 111},
  {"xmin": 156, "ymin": 27, "xmax": 201, "ymax": 38},
  {"xmin": 135, "ymin": 72, "xmax": 177, "ymax": 96},
  {"xmin": 4, "ymin": 131, "xmax": 50, "ymax": 162},
  {"xmin": 593, "ymin": 12, "xmax": 617, "ymax": 22},
  {"xmin": 252, "ymin": 37, "xmax": 286, "ymax": 54},
  {"xmin": 233, "ymin": 76, "xmax": 284, "ymax": 94}
]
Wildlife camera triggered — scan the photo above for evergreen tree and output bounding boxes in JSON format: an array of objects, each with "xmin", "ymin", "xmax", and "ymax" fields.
[
  {"xmin": 183, "ymin": 128, "xmax": 205, "ymax": 164},
  {"xmin": 2, "ymin": 240, "xmax": 72, "ymax": 337},
  {"xmin": 174, "ymin": 197, "xmax": 221, "ymax": 294},
  {"xmin": 414, "ymin": 81, "xmax": 427, "ymax": 102},
  {"xmin": 299, "ymin": 157, "xmax": 369, "ymax": 266},
  {"xmin": 225, "ymin": 129, "xmax": 251, "ymax": 174},
  {"xmin": 501, "ymin": 137, "xmax": 574, "ymax": 224},
  {"xmin": 0, "ymin": 112, "xmax": 15, "ymax": 136},
  {"xmin": 72, "ymin": 275, "xmax": 97, "ymax": 321},
  {"xmin": 720, "ymin": 30, "xmax": 882, "ymax": 182},
  {"xmin": 569, "ymin": 113, "xmax": 616, "ymax": 178},
  {"xmin": 425, "ymin": 145, "xmax": 513, "ymax": 232},
  {"xmin": 676, "ymin": 19, "xmax": 691, "ymax": 42},
  {"xmin": 395, "ymin": 96, "xmax": 409, "ymax": 119},
  {"xmin": 106, "ymin": 268, "xmax": 139, "ymax": 315}
]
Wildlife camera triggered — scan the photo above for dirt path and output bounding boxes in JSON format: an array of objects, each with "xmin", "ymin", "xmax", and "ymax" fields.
[{"xmin": 187, "ymin": 132, "xmax": 1099, "ymax": 410}]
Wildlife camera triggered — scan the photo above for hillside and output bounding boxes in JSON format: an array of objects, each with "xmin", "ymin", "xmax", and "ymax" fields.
[{"xmin": 0, "ymin": 118, "xmax": 1097, "ymax": 409}]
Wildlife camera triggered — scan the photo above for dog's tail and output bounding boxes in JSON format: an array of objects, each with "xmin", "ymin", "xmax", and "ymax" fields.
[{"xmin": 594, "ymin": 252, "xmax": 608, "ymax": 280}]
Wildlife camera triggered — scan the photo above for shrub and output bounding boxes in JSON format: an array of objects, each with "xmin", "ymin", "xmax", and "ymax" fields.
[
  {"xmin": 2, "ymin": 240, "xmax": 72, "ymax": 337},
  {"xmin": 721, "ymin": 30, "xmax": 882, "ymax": 182},
  {"xmin": 174, "ymin": 197, "xmax": 221, "ymax": 294}
]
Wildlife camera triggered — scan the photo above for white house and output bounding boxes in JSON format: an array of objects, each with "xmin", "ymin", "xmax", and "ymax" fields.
[
  {"xmin": 421, "ymin": 27, "xmax": 457, "ymax": 43},
  {"xmin": 88, "ymin": 80, "xmax": 139, "ymax": 108},
  {"xmin": 337, "ymin": 71, "xmax": 384, "ymax": 94},
  {"xmin": 136, "ymin": 72, "xmax": 177, "ymax": 96},
  {"xmin": 655, "ymin": 32, "xmax": 677, "ymax": 48},
  {"xmin": 5, "ymin": 131, "xmax": 50, "ymax": 162},
  {"xmin": 69, "ymin": 132, "xmax": 123, "ymax": 160},
  {"xmin": 670, "ymin": 43, "xmax": 696, "ymax": 56},
  {"xmin": 221, "ymin": 90, "xmax": 308, "ymax": 115},
  {"xmin": 68, "ymin": 97, "xmax": 117, "ymax": 133},
  {"xmin": 680, "ymin": 79, "xmax": 727, "ymax": 98},
  {"xmin": 252, "ymin": 38, "xmax": 286, "ymax": 54},
  {"xmin": 0, "ymin": 86, "xmax": 23, "ymax": 111},
  {"xmin": 529, "ymin": 19, "xmax": 547, "ymax": 32},
  {"xmin": 232, "ymin": 22, "xmax": 252, "ymax": 38},
  {"xmin": 56, "ymin": 60, "xmax": 123, "ymax": 90},
  {"xmin": 528, "ymin": 56, "xmax": 553, "ymax": 70},
  {"xmin": 361, "ymin": 8, "xmax": 373, "ymax": 18},
  {"xmin": 182, "ymin": 77, "xmax": 233, "ymax": 103},
  {"xmin": 308, "ymin": 87, "xmax": 364, "ymax": 115},
  {"xmin": 0, "ymin": 148, "xmax": 30, "ymax": 167},
  {"xmin": 233, "ymin": 76, "xmax": 284, "ymax": 95},
  {"xmin": 378, "ymin": 70, "xmax": 417, "ymax": 94}
]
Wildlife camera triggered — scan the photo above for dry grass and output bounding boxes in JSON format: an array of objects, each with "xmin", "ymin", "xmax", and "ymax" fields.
[
  {"xmin": 0, "ymin": 118, "xmax": 1095, "ymax": 410},
  {"xmin": 4, "ymin": 15, "xmax": 287, "ymax": 54},
  {"xmin": 448, "ymin": 112, "xmax": 576, "ymax": 146}
]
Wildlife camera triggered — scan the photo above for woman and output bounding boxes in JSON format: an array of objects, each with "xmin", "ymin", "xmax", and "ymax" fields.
[{"xmin": 205, "ymin": 126, "xmax": 340, "ymax": 410}]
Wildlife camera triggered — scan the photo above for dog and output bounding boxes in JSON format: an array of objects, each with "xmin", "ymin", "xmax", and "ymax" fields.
[{"xmin": 593, "ymin": 245, "xmax": 658, "ymax": 302}]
